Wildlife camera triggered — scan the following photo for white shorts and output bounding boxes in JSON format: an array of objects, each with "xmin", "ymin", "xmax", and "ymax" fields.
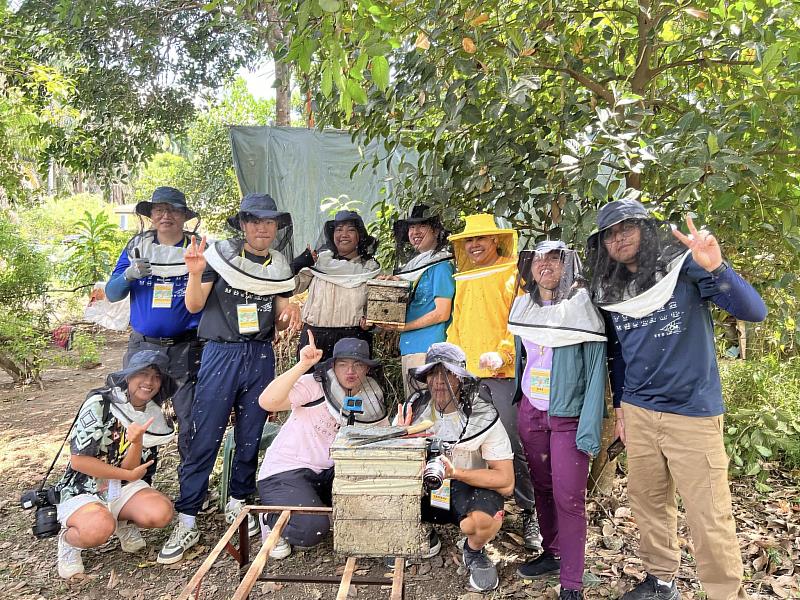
[{"xmin": 56, "ymin": 480, "xmax": 151, "ymax": 525}]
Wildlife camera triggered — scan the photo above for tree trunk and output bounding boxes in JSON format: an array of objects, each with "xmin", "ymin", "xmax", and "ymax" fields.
[
  {"xmin": 274, "ymin": 59, "xmax": 291, "ymax": 126},
  {"xmin": 588, "ymin": 388, "xmax": 618, "ymax": 496}
]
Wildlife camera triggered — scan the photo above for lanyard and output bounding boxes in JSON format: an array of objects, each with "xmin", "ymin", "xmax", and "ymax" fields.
[{"xmin": 241, "ymin": 247, "xmax": 272, "ymax": 266}]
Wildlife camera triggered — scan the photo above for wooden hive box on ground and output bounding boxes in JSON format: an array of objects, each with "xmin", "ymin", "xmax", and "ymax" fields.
[
  {"xmin": 365, "ymin": 279, "xmax": 411, "ymax": 326},
  {"xmin": 331, "ymin": 425, "xmax": 428, "ymax": 557}
]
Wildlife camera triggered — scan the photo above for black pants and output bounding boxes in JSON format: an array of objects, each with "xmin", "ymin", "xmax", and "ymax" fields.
[
  {"xmin": 297, "ymin": 324, "xmax": 373, "ymax": 366},
  {"xmin": 257, "ymin": 467, "xmax": 335, "ymax": 547},
  {"xmin": 421, "ymin": 480, "xmax": 505, "ymax": 525}
]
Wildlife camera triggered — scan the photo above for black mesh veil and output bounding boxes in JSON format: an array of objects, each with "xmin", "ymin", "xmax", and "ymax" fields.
[
  {"xmin": 515, "ymin": 241, "xmax": 584, "ymax": 305},
  {"xmin": 392, "ymin": 205, "xmax": 451, "ymax": 273},
  {"xmin": 228, "ymin": 212, "xmax": 295, "ymax": 269}
]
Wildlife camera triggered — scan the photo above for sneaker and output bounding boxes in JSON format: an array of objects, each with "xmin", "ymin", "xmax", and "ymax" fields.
[
  {"xmin": 157, "ymin": 522, "xmax": 200, "ymax": 565},
  {"xmin": 225, "ymin": 498, "xmax": 259, "ymax": 538},
  {"xmin": 621, "ymin": 574, "xmax": 681, "ymax": 600},
  {"xmin": 116, "ymin": 520, "xmax": 146, "ymax": 553},
  {"xmin": 560, "ymin": 589, "xmax": 584, "ymax": 600},
  {"xmin": 262, "ymin": 524, "xmax": 292, "ymax": 559},
  {"xmin": 517, "ymin": 551, "xmax": 561, "ymax": 579},
  {"xmin": 462, "ymin": 542, "xmax": 499, "ymax": 592},
  {"xmin": 522, "ymin": 510, "xmax": 543, "ymax": 551},
  {"xmin": 57, "ymin": 530, "xmax": 84, "ymax": 579}
]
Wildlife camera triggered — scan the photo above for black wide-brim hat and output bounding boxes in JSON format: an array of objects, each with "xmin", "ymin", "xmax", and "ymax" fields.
[
  {"xmin": 135, "ymin": 186, "xmax": 198, "ymax": 221},
  {"xmin": 227, "ymin": 193, "xmax": 292, "ymax": 231},
  {"xmin": 586, "ymin": 198, "xmax": 652, "ymax": 251},
  {"xmin": 392, "ymin": 204, "xmax": 444, "ymax": 242},
  {"xmin": 323, "ymin": 210, "xmax": 377, "ymax": 253},
  {"xmin": 106, "ymin": 349, "xmax": 178, "ymax": 404}
]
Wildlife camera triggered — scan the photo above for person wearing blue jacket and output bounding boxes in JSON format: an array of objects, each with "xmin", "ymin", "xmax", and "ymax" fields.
[
  {"xmin": 105, "ymin": 187, "xmax": 202, "ymax": 467},
  {"xmin": 509, "ymin": 241, "xmax": 607, "ymax": 600},
  {"xmin": 587, "ymin": 199, "xmax": 766, "ymax": 600}
]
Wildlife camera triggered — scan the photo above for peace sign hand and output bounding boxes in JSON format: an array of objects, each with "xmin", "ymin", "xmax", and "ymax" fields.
[
  {"xmin": 671, "ymin": 215, "xmax": 723, "ymax": 272},
  {"xmin": 184, "ymin": 235, "xmax": 208, "ymax": 275},
  {"xmin": 299, "ymin": 330, "xmax": 324, "ymax": 368}
]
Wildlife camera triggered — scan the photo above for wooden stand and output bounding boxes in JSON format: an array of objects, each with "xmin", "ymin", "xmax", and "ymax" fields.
[{"xmin": 175, "ymin": 505, "xmax": 405, "ymax": 600}]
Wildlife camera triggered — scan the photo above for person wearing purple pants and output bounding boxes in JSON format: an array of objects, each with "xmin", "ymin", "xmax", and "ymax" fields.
[{"xmin": 507, "ymin": 241, "xmax": 607, "ymax": 600}]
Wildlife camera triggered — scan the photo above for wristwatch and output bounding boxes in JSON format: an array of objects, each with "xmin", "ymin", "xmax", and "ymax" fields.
[{"xmin": 710, "ymin": 261, "xmax": 729, "ymax": 277}]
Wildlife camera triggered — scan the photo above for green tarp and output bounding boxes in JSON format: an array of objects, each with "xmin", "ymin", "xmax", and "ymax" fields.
[{"xmin": 229, "ymin": 126, "xmax": 414, "ymax": 256}]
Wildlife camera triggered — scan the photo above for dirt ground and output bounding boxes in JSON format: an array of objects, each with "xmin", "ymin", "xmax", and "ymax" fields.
[{"xmin": 0, "ymin": 331, "xmax": 797, "ymax": 600}]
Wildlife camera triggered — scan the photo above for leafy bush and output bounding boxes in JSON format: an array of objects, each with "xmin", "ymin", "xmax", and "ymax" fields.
[
  {"xmin": 60, "ymin": 210, "xmax": 127, "ymax": 287},
  {"xmin": 131, "ymin": 152, "xmax": 190, "ymax": 204},
  {"xmin": 721, "ymin": 357, "xmax": 800, "ymax": 481},
  {"xmin": 70, "ymin": 331, "xmax": 102, "ymax": 368}
]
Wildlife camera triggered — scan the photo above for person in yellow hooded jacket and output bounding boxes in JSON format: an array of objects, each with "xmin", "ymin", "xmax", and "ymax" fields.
[{"xmin": 446, "ymin": 213, "xmax": 540, "ymax": 550}]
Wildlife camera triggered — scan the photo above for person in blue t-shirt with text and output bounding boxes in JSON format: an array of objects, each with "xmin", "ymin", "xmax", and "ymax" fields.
[
  {"xmin": 106, "ymin": 186, "xmax": 203, "ymax": 470},
  {"xmin": 381, "ymin": 204, "xmax": 455, "ymax": 397},
  {"xmin": 586, "ymin": 199, "xmax": 766, "ymax": 600}
]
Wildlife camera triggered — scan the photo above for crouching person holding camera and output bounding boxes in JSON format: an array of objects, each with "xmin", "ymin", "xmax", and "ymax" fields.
[
  {"xmin": 53, "ymin": 350, "xmax": 176, "ymax": 579},
  {"xmin": 398, "ymin": 342, "xmax": 514, "ymax": 593}
]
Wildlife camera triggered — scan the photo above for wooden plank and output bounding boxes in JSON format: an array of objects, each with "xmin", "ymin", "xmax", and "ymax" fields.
[
  {"xmin": 390, "ymin": 557, "xmax": 404, "ymax": 600},
  {"xmin": 176, "ymin": 509, "xmax": 249, "ymax": 600},
  {"xmin": 335, "ymin": 557, "xmax": 358, "ymax": 600},
  {"xmin": 231, "ymin": 509, "xmax": 291, "ymax": 600}
]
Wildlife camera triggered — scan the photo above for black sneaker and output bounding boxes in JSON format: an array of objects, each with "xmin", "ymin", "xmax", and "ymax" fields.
[
  {"xmin": 622, "ymin": 574, "xmax": 681, "ymax": 600},
  {"xmin": 516, "ymin": 551, "xmax": 560, "ymax": 579},
  {"xmin": 560, "ymin": 589, "xmax": 583, "ymax": 600},
  {"xmin": 522, "ymin": 510, "xmax": 543, "ymax": 551},
  {"xmin": 462, "ymin": 543, "xmax": 499, "ymax": 592}
]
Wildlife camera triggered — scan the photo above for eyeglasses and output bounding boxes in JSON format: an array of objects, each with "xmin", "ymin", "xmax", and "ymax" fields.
[
  {"xmin": 602, "ymin": 221, "xmax": 640, "ymax": 243},
  {"xmin": 151, "ymin": 205, "xmax": 185, "ymax": 217}
]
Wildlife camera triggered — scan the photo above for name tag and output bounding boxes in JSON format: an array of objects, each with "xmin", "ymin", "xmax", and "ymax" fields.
[
  {"xmin": 151, "ymin": 282, "xmax": 173, "ymax": 308},
  {"xmin": 529, "ymin": 367, "xmax": 551, "ymax": 401},
  {"xmin": 430, "ymin": 479, "xmax": 451, "ymax": 510},
  {"xmin": 237, "ymin": 303, "xmax": 260, "ymax": 333}
]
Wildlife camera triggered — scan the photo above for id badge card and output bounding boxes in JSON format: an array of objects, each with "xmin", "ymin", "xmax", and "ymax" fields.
[
  {"xmin": 107, "ymin": 479, "xmax": 122, "ymax": 501},
  {"xmin": 151, "ymin": 281, "xmax": 174, "ymax": 308},
  {"xmin": 237, "ymin": 303, "xmax": 260, "ymax": 333},
  {"xmin": 529, "ymin": 367, "xmax": 551, "ymax": 402},
  {"xmin": 430, "ymin": 479, "xmax": 451, "ymax": 510}
]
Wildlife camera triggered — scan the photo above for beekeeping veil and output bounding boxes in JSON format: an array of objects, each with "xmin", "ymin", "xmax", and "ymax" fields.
[
  {"xmin": 302, "ymin": 210, "xmax": 381, "ymax": 288},
  {"xmin": 403, "ymin": 343, "xmax": 499, "ymax": 444},
  {"xmin": 124, "ymin": 230, "xmax": 190, "ymax": 279},
  {"xmin": 586, "ymin": 199, "xmax": 689, "ymax": 319},
  {"xmin": 313, "ymin": 338, "xmax": 387, "ymax": 424},
  {"xmin": 508, "ymin": 240, "xmax": 605, "ymax": 347},
  {"xmin": 448, "ymin": 214, "xmax": 517, "ymax": 281},
  {"xmin": 392, "ymin": 204, "xmax": 452, "ymax": 284},
  {"xmin": 204, "ymin": 193, "xmax": 295, "ymax": 295}
]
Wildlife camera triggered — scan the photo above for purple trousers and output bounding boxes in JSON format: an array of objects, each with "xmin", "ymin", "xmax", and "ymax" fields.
[{"xmin": 518, "ymin": 400, "xmax": 590, "ymax": 590}]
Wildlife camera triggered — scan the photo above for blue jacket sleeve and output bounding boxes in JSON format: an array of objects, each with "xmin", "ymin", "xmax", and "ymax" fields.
[
  {"xmin": 105, "ymin": 250, "xmax": 131, "ymax": 302},
  {"xmin": 687, "ymin": 259, "xmax": 767, "ymax": 322},
  {"xmin": 603, "ymin": 311, "xmax": 625, "ymax": 408},
  {"xmin": 575, "ymin": 341, "xmax": 608, "ymax": 457}
]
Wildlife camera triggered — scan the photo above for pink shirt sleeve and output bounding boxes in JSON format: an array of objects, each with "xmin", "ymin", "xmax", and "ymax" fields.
[{"xmin": 289, "ymin": 374, "xmax": 324, "ymax": 408}]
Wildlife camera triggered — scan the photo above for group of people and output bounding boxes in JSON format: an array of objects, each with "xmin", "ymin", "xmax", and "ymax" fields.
[{"xmin": 49, "ymin": 186, "xmax": 766, "ymax": 600}]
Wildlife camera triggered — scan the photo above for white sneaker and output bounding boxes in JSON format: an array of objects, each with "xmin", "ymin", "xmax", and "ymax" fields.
[
  {"xmin": 116, "ymin": 520, "xmax": 146, "ymax": 553},
  {"xmin": 157, "ymin": 522, "xmax": 200, "ymax": 565},
  {"xmin": 57, "ymin": 530, "xmax": 84, "ymax": 579},
  {"xmin": 225, "ymin": 498, "xmax": 259, "ymax": 538},
  {"xmin": 262, "ymin": 524, "xmax": 292, "ymax": 559}
]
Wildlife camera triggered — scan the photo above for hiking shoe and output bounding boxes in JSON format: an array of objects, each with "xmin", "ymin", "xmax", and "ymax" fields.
[
  {"xmin": 517, "ymin": 551, "xmax": 561, "ymax": 579},
  {"xmin": 522, "ymin": 510, "xmax": 543, "ymax": 551},
  {"xmin": 262, "ymin": 525, "xmax": 292, "ymax": 559},
  {"xmin": 560, "ymin": 589, "xmax": 584, "ymax": 600},
  {"xmin": 157, "ymin": 522, "xmax": 200, "ymax": 565},
  {"xmin": 57, "ymin": 530, "xmax": 84, "ymax": 579},
  {"xmin": 116, "ymin": 520, "xmax": 146, "ymax": 553},
  {"xmin": 225, "ymin": 498, "xmax": 259, "ymax": 538},
  {"xmin": 622, "ymin": 574, "xmax": 681, "ymax": 600},
  {"xmin": 462, "ymin": 542, "xmax": 499, "ymax": 592}
]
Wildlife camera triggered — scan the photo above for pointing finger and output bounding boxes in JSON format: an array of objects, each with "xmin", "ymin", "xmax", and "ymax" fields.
[
  {"xmin": 686, "ymin": 215, "xmax": 700, "ymax": 238},
  {"xmin": 308, "ymin": 329, "xmax": 316, "ymax": 349},
  {"xmin": 143, "ymin": 417, "xmax": 155, "ymax": 429},
  {"xmin": 670, "ymin": 224, "xmax": 693, "ymax": 248},
  {"xmin": 199, "ymin": 236, "xmax": 207, "ymax": 253}
]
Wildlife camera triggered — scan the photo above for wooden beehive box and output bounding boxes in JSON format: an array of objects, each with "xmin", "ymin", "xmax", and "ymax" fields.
[
  {"xmin": 331, "ymin": 425, "xmax": 428, "ymax": 557},
  {"xmin": 365, "ymin": 279, "xmax": 411, "ymax": 326}
]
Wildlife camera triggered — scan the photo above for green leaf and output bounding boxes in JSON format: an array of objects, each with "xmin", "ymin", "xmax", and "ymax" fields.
[
  {"xmin": 754, "ymin": 445, "xmax": 772, "ymax": 458},
  {"xmin": 346, "ymin": 79, "xmax": 368, "ymax": 104},
  {"xmin": 707, "ymin": 133, "xmax": 719, "ymax": 156},
  {"xmin": 321, "ymin": 63, "xmax": 333, "ymax": 97},
  {"xmin": 372, "ymin": 56, "xmax": 390, "ymax": 91},
  {"xmin": 673, "ymin": 166, "xmax": 704, "ymax": 184},
  {"xmin": 760, "ymin": 42, "xmax": 784, "ymax": 73},
  {"xmin": 297, "ymin": 0, "xmax": 311, "ymax": 29},
  {"xmin": 318, "ymin": 0, "xmax": 341, "ymax": 12}
]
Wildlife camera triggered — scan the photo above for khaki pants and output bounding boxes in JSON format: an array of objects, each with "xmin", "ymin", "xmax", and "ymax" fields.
[
  {"xmin": 623, "ymin": 403, "xmax": 749, "ymax": 600},
  {"xmin": 401, "ymin": 352, "xmax": 428, "ymax": 400}
]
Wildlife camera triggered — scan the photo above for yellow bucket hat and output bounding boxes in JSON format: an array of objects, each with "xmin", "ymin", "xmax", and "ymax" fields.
[{"xmin": 448, "ymin": 214, "xmax": 518, "ymax": 275}]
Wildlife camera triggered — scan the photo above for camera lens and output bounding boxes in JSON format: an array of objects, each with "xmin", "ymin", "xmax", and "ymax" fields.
[{"xmin": 422, "ymin": 457, "xmax": 446, "ymax": 491}]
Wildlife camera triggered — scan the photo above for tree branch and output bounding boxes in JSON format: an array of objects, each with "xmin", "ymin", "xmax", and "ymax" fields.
[
  {"xmin": 527, "ymin": 64, "xmax": 615, "ymax": 104},
  {"xmin": 650, "ymin": 57, "xmax": 755, "ymax": 78}
]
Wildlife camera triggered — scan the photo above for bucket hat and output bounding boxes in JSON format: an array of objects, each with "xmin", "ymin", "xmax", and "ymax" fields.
[
  {"xmin": 106, "ymin": 349, "xmax": 178, "ymax": 404},
  {"xmin": 331, "ymin": 337, "xmax": 379, "ymax": 368},
  {"xmin": 392, "ymin": 204, "xmax": 447, "ymax": 244},
  {"xmin": 586, "ymin": 199, "xmax": 652, "ymax": 251},
  {"xmin": 227, "ymin": 193, "xmax": 292, "ymax": 231},
  {"xmin": 411, "ymin": 342, "xmax": 476, "ymax": 382},
  {"xmin": 135, "ymin": 187, "xmax": 198, "ymax": 221},
  {"xmin": 323, "ymin": 210, "xmax": 378, "ymax": 256}
]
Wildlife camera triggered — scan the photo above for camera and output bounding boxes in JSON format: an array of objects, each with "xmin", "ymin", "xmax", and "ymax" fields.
[
  {"xmin": 423, "ymin": 438, "xmax": 450, "ymax": 492},
  {"xmin": 20, "ymin": 487, "xmax": 60, "ymax": 539}
]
